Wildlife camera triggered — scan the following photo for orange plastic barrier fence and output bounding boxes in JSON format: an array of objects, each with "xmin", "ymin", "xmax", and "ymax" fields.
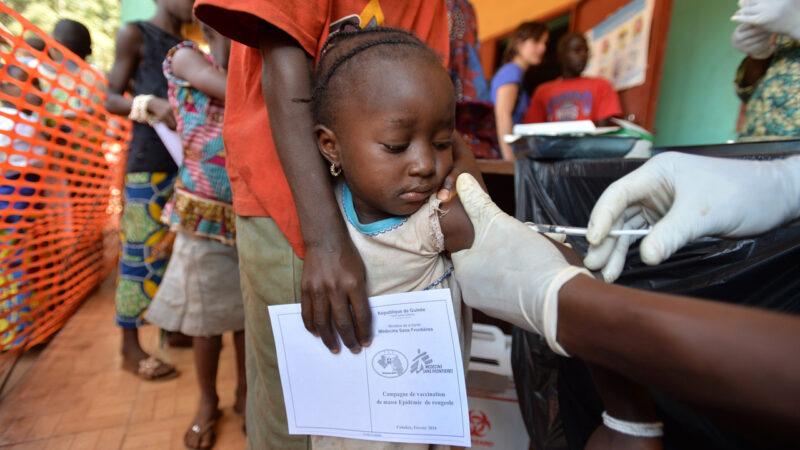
[{"xmin": 0, "ymin": 4, "xmax": 129, "ymax": 351}]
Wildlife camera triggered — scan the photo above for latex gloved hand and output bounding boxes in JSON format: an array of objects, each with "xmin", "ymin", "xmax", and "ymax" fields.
[
  {"xmin": 584, "ymin": 152, "xmax": 800, "ymax": 282},
  {"xmin": 451, "ymin": 174, "xmax": 590, "ymax": 356},
  {"xmin": 732, "ymin": 23, "xmax": 776, "ymax": 59},
  {"xmin": 732, "ymin": 0, "xmax": 800, "ymax": 40}
]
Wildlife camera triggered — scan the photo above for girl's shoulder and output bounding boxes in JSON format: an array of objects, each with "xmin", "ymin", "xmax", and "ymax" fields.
[
  {"xmin": 114, "ymin": 22, "xmax": 144, "ymax": 55},
  {"xmin": 336, "ymin": 182, "xmax": 472, "ymax": 255},
  {"xmin": 494, "ymin": 62, "xmax": 524, "ymax": 81},
  {"xmin": 491, "ymin": 63, "xmax": 524, "ymax": 92},
  {"xmin": 438, "ymin": 196, "xmax": 473, "ymax": 253},
  {"xmin": 163, "ymin": 41, "xmax": 213, "ymax": 88}
]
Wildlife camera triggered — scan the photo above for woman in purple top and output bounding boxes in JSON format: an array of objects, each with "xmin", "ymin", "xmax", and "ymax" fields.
[{"xmin": 490, "ymin": 22, "xmax": 548, "ymax": 160}]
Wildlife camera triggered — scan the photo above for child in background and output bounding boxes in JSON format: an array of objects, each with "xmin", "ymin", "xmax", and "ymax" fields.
[
  {"xmin": 144, "ymin": 25, "xmax": 245, "ymax": 450},
  {"xmin": 310, "ymin": 27, "xmax": 661, "ymax": 450},
  {"xmin": 523, "ymin": 33, "xmax": 622, "ymax": 126},
  {"xmin": 104, "ymin": 0, "xmax": 194, "ymax": 381},
  {"xmin": 52, "ymin": 19, "xmax": 92, "ymax": 61}
]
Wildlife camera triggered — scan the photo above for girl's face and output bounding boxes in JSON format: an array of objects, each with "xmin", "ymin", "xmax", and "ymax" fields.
[
  {"xmin": 517, "ymin": 33, "xmax": 549, "ymax": 66},
  {"xmin": 317, "ymin": 55, "xmax": 455, "ymax": 223}
]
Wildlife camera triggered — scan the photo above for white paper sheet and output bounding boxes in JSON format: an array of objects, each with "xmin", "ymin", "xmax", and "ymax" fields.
[
  {"xmin": 268, "ymin": 289, "xmax": 471, "ymax": 447},
  {"xmin": 511, "ymin": 120, "xmax": 599, "ymax": 137},
  {"xmin": 153, "ymin": 122, "xmax": 183, "ymax": 166}
]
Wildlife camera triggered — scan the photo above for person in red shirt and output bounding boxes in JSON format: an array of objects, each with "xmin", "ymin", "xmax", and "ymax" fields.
[
  {"xmin": 523, "ymin": 33, "xmax": 622, "ymax": 126},
  {"xmin": 192, "ymin": 1, "xmax": 481, "ymax": 448}
]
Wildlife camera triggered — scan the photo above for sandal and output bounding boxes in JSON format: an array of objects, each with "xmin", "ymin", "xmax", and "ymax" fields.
[
  {"xmin": 123, "ymin": 355, "xmax": 178, "ymax": 381},
  {"xmin": 184, "ymin": 410, "xmax": 222, "ymax": 450}
]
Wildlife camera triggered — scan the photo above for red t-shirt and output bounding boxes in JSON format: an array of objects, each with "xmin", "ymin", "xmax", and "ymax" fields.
[
  {"xmin": 193, "ymin": 0, "xmax": 450, "ymax": 258},
  {"xmin": 523, "ymin": 77, "xmax": 622, "ymax": 124}
]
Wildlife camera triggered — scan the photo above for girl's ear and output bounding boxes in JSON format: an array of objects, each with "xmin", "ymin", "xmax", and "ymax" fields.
[{"xmin": 314, "ymin": 124, "xmax": 340, "ymax": 165}]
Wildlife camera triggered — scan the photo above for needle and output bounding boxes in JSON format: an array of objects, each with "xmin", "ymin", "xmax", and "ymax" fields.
[{"xmin": 527, "ymin": 223, "xmax": 651, "ymax": 237}]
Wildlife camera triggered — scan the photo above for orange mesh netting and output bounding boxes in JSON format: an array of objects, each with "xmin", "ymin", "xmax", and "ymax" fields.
[{"xmin": 0, "ymin": 4, "xmax": 128, "ymax": 352}]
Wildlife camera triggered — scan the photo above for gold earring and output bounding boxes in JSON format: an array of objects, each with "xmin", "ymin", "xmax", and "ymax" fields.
[{"xmin": 329, "ymin": 162, "xmax": 341, "ymax": 177}]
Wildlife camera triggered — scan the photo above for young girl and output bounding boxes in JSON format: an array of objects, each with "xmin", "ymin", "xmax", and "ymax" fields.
[
  {"xmin": 143, "ymin": 25, "xmax": 244, "ymax": 450},
  {"xmin": 309, "ymin": 27, "xmax": 662, "ymax": 450},
  {"xmin": 490, "ymin": 21, "xmax": 549, "ymax": 160},
  {"xmin": 105, "ymin": 0, "xmax": 195, "ymax": 380},
  {"xmin": 309, "ymin": 27, "xmax": 473, "ymax": 450}
]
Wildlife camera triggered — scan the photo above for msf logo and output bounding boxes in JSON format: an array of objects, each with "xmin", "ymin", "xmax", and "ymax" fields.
[{"xmin": 409, "ymin": 349, "xmax": 433, "ymax": 374}]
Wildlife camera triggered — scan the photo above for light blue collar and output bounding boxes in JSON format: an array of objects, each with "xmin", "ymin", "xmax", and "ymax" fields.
[{"xmin": 342, "ymin": 183, "xmax": 407, "ymax": 236}]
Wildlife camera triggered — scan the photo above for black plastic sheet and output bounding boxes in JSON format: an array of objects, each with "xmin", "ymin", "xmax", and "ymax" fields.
[
  {"xmin": 511, "ymin": 151, "xmax": 800, "ymax": 450},
  {"xmin": 509, "ymin": 135, "xmax": 637, "ymax": 159}
]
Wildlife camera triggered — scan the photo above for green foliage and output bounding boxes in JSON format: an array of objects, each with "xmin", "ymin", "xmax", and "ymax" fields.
[{"xmin": 5, "ymin": 0, "xmax": 120, "ymax": 72}]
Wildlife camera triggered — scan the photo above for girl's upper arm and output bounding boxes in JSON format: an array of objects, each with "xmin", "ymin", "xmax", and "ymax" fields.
[
  {"xmin": 170, "ymin": 47, "xmax": 227, "ymax": 101},
  {"xmin": 107, "ymin": 23, "xmax": 141, "ymax": 95},
  {"xmin": 440, "ymin": 196, "xmax": 475, "ymax": 253},
  {"xmin": 494, "ymin": 83, "xmax": 520, "ymax": 116}
]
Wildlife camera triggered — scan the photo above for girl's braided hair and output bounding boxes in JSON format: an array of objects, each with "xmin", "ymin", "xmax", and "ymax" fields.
[{"xmin": 311, "ymin": 26, "xmax": 443, "ymax": 126}]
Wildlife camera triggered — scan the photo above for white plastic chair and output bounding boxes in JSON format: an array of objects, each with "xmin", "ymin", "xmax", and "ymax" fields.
[{"xmin": 469, "ymin": 323, "xmax": 512, "ymax": 377}]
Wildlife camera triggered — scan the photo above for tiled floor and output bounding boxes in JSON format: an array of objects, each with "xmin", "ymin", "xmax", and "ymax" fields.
[{"xmin": 0, "ymin": 275, "xmax": 247, "ymax": 449}]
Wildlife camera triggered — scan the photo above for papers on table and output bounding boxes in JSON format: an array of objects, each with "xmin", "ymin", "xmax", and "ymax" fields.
[
  {"xmin": 153, "ymin": 122, "xmax": 183, "ymax": 166},
  {"xmin": 268, "ymin": 289, "xmax": 471, "ymax": 447},
  {"xmin": 509, "ymin": 120, "xmax": 610, "ymax": 141}
]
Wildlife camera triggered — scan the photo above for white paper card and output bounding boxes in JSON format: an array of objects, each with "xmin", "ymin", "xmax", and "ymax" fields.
[
  {"xmin": 153, "ymin": 122, "xmax": 183, "ymax": 166},
  {"xmin": 268, "ymin": 289, "xmax": 471, "ymax": 447}
]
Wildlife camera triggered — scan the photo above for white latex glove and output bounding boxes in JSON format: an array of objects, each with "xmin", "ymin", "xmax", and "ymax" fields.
[
  {"xmin": 731, "ymin": 23, "xmax": 776, "ymax": 59},
  {"xmin": 452, "ymin": 174, "xmax": 591, "ymax": 356},
  {"xmin": 584, "ymin": 152, "xmax": 800, "ymax": 282},
  {"xmin": 732, "ymin": 0, "xmax": 800, "ymax": 40}
]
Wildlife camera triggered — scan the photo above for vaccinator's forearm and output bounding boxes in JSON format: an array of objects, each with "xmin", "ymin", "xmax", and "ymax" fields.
[{"xmin": 559, "ymin": 275, "xmax": 800, "ymax": 433}]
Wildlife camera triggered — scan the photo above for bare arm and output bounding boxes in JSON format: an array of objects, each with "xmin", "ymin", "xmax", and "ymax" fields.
[
  {"xmin": 105, "ymin": 23, "xmax": 141, "ymax": 116},
  {"xmin": 171, "ymin": 47, "xmax": 227, "ymax": 101},
  {"xmin": 493, "ymin": 83, "xmax": 519, "ymax": 161},
  {"xmin": 105, "ymin": 22, "xmax": 176, "ymax": 129},
  {"xmin": 258, "ymin": 25, "xmax": 370, "ymax": 354},
  {"xmin": 452, "ymin": 171, "xmax": 800, "ymax": 440},
  {"xmin": 586, "ymin": 366, "xmax": 662, "ymax": 450},
  {"xmin": 442, "ymin": 199, "xmax": 663, "ymax": 449},
  {"xmin": 556, "ymin": 241, "xmax": 663, "ymax": 450},
  {"xmin": 438, "ymin": 133, "xmax": 485, "ymax": 201},
  {"xmin": 440, "ymin": 195, "xmax": 474, "ymax": 253},
  {"xmin": 559, "ymin": 275, "xmax": 800, "ymax": 436}
]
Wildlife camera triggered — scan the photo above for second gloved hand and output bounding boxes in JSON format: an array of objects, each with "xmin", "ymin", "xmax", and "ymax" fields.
[
  {"xmin": 732, "ymin": 0, "xmax": 800, "ymax": 41},
  {"xmin": 451, "ymin": 174, "xmax": 590, "ymax": 356},
  {"xmin": 584, "ymin": 152, "xmax": 800, "ymax": 282}
]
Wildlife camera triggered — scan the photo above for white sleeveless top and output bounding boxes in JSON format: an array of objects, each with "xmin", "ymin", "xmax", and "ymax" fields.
[
  {"xmin": 336, "ymin": 183, "xmax": 471, "ymax": 354},
  {"xmin": 316, "ymin": 184, "xmax": 472, "ymax": 450}
]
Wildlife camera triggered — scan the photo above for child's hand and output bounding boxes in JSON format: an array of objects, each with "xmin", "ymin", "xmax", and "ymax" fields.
[
  {"xmin": 147, "ymin": 97, "xmax": 177, "ymax": 130},
  {"xmin": 586, "ymin": 425, "xmax": 663, "ymax": 450}
]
